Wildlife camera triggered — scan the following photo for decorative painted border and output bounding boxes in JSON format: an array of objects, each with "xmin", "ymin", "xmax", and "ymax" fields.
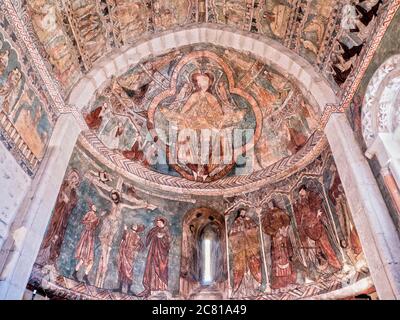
[
  {"xmin": 28, "ymin": 263, "xmax": 372, "ymax": 301},
  {"xmin": 1, "ymin": 0, "xmax": 398, "ymax": 193}
]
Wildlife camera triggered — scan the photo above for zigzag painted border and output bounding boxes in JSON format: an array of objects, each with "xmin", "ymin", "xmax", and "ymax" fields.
[
  {"xmin": 3, "ymin": 0, "xmax": 399, "ymax": 193},
  {"xmin": 79, "ymin": 130, "xmax": 327, "ymax": 195}
]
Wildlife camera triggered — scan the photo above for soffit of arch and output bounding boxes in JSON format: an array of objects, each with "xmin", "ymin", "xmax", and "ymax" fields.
[{"xmin": 362, "ymin": 54, "xmax": 400, "ymax": 148}]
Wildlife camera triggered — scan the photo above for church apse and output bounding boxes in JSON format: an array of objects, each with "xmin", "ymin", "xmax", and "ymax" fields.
[{"xmin": 28, "ymin": 142, "xmax": 372, "ymax": 300}]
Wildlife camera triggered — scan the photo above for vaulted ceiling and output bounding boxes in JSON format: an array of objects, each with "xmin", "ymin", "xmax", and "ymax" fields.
[
  {"xmin": 25, "ymin": 0, "xmax": 384, "ymax": 94},
  {"xmin": 13, "ymin": 0, "xmax": 386, "ymax": 192}
]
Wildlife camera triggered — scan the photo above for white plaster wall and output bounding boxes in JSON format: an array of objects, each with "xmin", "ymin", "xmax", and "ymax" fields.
[{"xmin": 0, "ymin": 143, "xmax": 31, "ymax": 249}]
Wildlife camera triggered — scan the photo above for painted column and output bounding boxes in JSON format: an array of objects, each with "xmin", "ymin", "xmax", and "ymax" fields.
[
  {"xmin": 325, "ymin": 113, "xmax": 400, "ymax": 300},
  {"xmin": 0, "ymin": 113, "xmax": 82, "ymax": 299}
]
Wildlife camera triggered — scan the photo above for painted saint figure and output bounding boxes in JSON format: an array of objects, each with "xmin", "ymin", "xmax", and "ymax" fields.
[
  {"xmin": 41, "ymin": 169, "xmax": 80, "ymax": 265},
  {"xmin": 0, "ymin": 49, "xmax": 9, "ymax": 75},
  {"xmin": 137, "ymin": 217, "xmax": 171, "ymax": 297},
  {"xmin": 73, "ymin": 204, "xmax": 100, "ymax": 284},
  {"xmin": 91, "ymin": 185, "xmax": 154, "ymax": 288},
  {"xmin": 262, "ymin": 201, "xmax": 297, "ymax": 289},
  {"xmin": 293, "ymin": 186, "xmax": 342, "ymax": 273},
  {"xmin": 229, "ymin": 209, "xmax": 262, "ymax": 297},
  {"xmin": 0, "ymin": 68, "xmax": 22, "ymax": 114},
  {"xmin": 116, "ymin": 224, "xmax": 145, "ymax": 294},
  {"xmin": 328, "ymin": 165, "xmax": 362, "ymax": 259}
]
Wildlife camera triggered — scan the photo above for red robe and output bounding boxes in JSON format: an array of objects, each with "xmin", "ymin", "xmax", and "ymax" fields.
[
  {"xmin": 294, "ymin": 192, "xmax": 342, "ymax": 270},
  {"xmin": 229, "ymin": 216, "xmax": 262, "ymax": 292},
  {"xmin": 263, "ymin": 208, "xmax": 296, "ymax": 289},
  {"xmin": 75, "ymin": 210, "xmax": 100, "ymax": 264},
  {"xmin": 142, "ymin": 226, "xmax": 171, "ymax": 291},
  {"xmin": 85, "ymin": 106, "xmax": 103, "ymax": 131},
  {"xmin": 118, "ymin": 230, "xmax": 144, "ymax": 285},
  {"xmin": 41, "ymin": 181, "xmax": 78, "ymax": 264}
]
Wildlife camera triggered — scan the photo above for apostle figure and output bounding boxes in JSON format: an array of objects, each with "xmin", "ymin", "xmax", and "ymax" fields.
[
  {"xmin": 73, "ymin": 204, "xmax": 100, "ymax": 284},
  {"xmin": 293, "ymin": 185, "xmax": 342, "ymax": 272},
  {"xmin": 328, "ymin": 165, "xmax": 362, "ymax": 258},
  {"xmin": 229, "ymin": 209, "xmax": 262, "ymax": 297},
  {"xmin": 262, "ymin": 201, "xmax": 297, "ymax": 289},
  {"xmin": 0, "ymin": 68, "xmax": 22, "ymax": 114},
  {"xmin": 116, "ymin": 224, "xmax": 145, "ymax": 294},
  {"xmin": 137, "ymin": 217, "xmax": 171, "ymax": 297},
  {"xmin": 41, "ymin": 169, "xmax": 80, "ymax": 265},
  {"xmin": 0, "ymin": 49, "xmax": 9, "ymax": 75}
]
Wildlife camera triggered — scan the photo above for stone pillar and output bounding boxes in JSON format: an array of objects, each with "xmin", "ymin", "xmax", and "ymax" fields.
[
  {"xmin": 325, "ymin": 113, "xmax": 400, "ymax": 300},
  {"xmin": 366, "ymin": 132, "xmax": 400, "ymax": 216},
  {"xmin": 0, "ymin": 113, "xmax": 81, "ymax": 299}
]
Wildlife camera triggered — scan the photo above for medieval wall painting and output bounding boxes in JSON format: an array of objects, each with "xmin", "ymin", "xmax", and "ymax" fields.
[
  {"xmin": 27, "ymin": 0, "xmax": 82, "ymax": 90},
  {"xmin": 22, "ymin": 0, "xmax": 383, "ymax": 95},
  {"xmin": 83, "ymin": 44, "xmax": 318, "ymax": 182},
  {"xmin": 0, "ymin": 25, "xmax": 53, "ymax": 176},
  {"xmin": 30, "ymin": 143, "xmax": 370, "ymax": 300}
]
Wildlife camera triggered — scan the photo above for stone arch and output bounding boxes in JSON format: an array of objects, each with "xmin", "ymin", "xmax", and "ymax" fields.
[
  {"xmin": 65, "ymin": 26, "xmax": 338, "ymax": 196},
  {"xmin": 179, "ymin": 207, "xmax": 227, "ymax": 299},
  {"xmin": 362, "ymin": 54, "xmax": 400, "ymax": 214},
  {"xmin": 362, "ymin": 54, "xmax": 400, "ymax": 148},
  {"xmin": 69, "ymin": 26, "xmax": 337, "ymax": 115}
]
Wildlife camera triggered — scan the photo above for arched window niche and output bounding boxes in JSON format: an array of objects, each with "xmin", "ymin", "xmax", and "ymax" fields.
[
  {"xmin": 362, "ymin": 54, "xmax": 400, "ymax": 215},
  {"xmin": 199, "ymin": 223, "xmax": 220, "ymax": 286},
  {"xmin": 180, "ymin": 208, "xmax": 227, "ymax": 299}
]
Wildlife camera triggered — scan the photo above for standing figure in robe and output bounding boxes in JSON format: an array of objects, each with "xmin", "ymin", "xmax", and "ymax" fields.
[
  {"xmin": 116, "ymin": 223, "xmax": 145, "ymax": 294},
  {"xmin": 262, "ymin": 201, "xmax": 297, "ymax": 289},
  {"xmin": 137, "ymin": 217, "xmax": 171, "ymax": 297},
  {"xmin": 229, "ymin": 209, "xmax": 262, "ymax": 297},
  {"xmin": 0, "ymin": 68, "xmax": 22, "ymax": 114},
  {"xmin": 293, "ymin": 186, "xmax": 342, "ymax": 273},
  {"xmin": 328, "ymin": 165, "xmax": 362, "ymax": 259},
  {"xmin": 0, "ymin": 49, "xmax": 9, "ymax": 75},
  {"xmin": 41, "ymin": 169, "xmax": 80, "ymax": 265},
  {"xmin": 73, "ymin": 204, "xmax": 100, "ymax": 284},
  {"xmin": 88, "ymin": 175, "xmax": 155, "ymax": 288}
]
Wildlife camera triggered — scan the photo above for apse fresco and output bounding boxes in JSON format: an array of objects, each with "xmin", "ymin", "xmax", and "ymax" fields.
[
  {"xmin": 0, "ymin": 25, "xmax": 54, "ymax": 176},
  {"xmin": 84, "ymin": 44, "xmax": 318, "ymax": 182},
  {"xmin": 21, "ymin": 0, "xmax": 385, "ymax": 92},
  {"xmin": 27, "ymin": 0, "xmax": 81, "ymax": 91},
  {"xmin": 29, "ymin": 143, "xmax": 371, "ymax": 300}
]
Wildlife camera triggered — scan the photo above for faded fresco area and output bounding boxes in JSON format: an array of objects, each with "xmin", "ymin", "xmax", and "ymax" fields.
[
  {"xmin": 29, "ymin": 143, "xmax": 370, "ymax": 300},
  {"xmin": 21, "ymin": 1, "xmax": 385, "ymax": 92},
  {"xmin": 83, "ymin": 44, "xmax": 318, "ymax": 182},
  {"xmin": 0, "ymin": 24, "xmax": 54, "ymax": 176}
]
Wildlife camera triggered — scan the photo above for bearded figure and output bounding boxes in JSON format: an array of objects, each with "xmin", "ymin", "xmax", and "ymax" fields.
[
  {"xmin": 229, "ymin": 209, "xmax": 262, "ymax": 297},
  {"xmin": 262, "ymin": 202, "xmax": 297, "ymax": 289},
  {"xmin": 41, "ymin": 169, "xmax": 80, "ymax": 265},
  {"xmin": 293, "ymin": 186, "xmax": 342, "ymax": 273}
]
